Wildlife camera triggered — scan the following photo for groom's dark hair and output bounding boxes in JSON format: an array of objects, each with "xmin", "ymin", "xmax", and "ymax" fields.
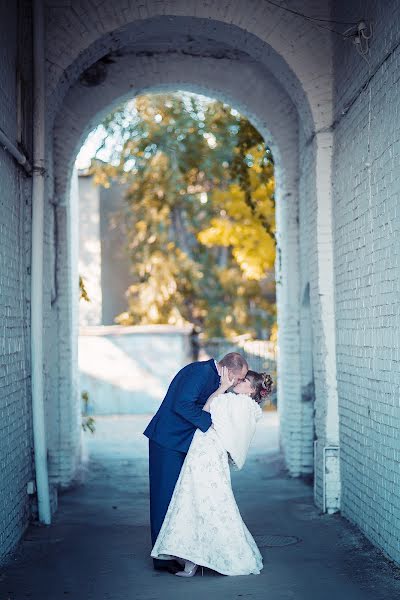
[{"xmin": 219, "ymin": 352, "xmax": 248, "ymax": 371}]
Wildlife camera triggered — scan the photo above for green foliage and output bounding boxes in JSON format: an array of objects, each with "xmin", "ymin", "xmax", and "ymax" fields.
[
  {"xmin": 79, "ymin": 275, "xmax": 90, "ymax": 302},
  {"xmin": 81, "ymin": 390, "xmax": 96, "ymax": 434},
  {"xmin": 89, "ymin": 92, "xmax": 276, "ymax": 339}
]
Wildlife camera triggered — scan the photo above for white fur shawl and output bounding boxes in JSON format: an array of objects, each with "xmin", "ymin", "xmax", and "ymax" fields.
[{"xmin": 209, "ymin": 392, "xmax": 262, "ymax": 470}]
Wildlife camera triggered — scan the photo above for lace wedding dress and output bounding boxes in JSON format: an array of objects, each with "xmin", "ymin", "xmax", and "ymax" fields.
[{"xmin": 151, "ymin": 392, "xmax": 264, "ymax": 576}]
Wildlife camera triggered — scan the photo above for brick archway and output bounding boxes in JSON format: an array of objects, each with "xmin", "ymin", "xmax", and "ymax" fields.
[
  {"xmin": 46, "ymin": 6, "xmax": 339, "ymax": 516},
  {"xmin": 44, "ymin": 6, "xmax": 332, "ymax": 134}
]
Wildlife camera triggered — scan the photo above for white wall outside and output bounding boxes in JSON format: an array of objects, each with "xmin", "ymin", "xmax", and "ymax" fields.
[{"xmin": 79, "ymin": 325, "xmax": 193, "ymax": 414}]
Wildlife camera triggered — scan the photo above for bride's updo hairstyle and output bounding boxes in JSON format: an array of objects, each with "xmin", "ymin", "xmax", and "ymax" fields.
[{"xmin": 246, "ymin": 370, "xmax": 273, "ymax": 407}]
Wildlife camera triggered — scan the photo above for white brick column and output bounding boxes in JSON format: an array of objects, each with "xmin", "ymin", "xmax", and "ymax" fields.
[
  {"xmin": 52, "ymin": 169, "xmax": 81, "ymax": 488},
  {"xmin": 275, "ymin": 174, "xmax": 303, "ymax": 476},
  {"xmin": 312, "ymin": 131, "xmax": 340, "ymax": 513}
]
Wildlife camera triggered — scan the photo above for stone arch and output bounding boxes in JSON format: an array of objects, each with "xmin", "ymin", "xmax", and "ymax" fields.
[
  {"xmin": 49, "ymin": 52, "xmax": 305, "ymax": 489},
  {"xmin": 46, "ymin": 4, "xmax": 339, "ymax": 515},
  {"xmin": 44, "ymin": 3, "xmax": 332, "ymax": 134},
  {"xmin": 54, "ymin": 54, "xmax": 298, "ymax": 201}
]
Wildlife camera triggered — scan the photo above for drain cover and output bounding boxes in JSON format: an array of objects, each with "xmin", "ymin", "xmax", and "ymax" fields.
[{"xmin": 255, "ymin": 534, "xmax": 301, "ymax": 547}]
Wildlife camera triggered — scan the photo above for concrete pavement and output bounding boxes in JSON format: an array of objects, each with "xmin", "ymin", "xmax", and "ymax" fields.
[{"xmin": 1, "ymin": 412, "xmax": 400, "ymax": 600}]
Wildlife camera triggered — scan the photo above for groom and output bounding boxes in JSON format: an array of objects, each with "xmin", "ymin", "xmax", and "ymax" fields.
[{"xmin": 143, "ymin": 352, "xmax": 248, "ymax": 573}]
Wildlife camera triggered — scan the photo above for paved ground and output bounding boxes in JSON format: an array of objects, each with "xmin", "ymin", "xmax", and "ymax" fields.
[{"xmin": 1, "ymin": 413, "xmax": 400, "ymax": 600}]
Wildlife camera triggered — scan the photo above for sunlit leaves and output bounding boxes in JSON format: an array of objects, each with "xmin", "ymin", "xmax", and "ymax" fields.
[
  {"xmin": 89, "ymin": 92, "xmax": 276, "ymax": 338},
  {"xmin": 198, "ymin": 146, "xmax": 275, "ymax": 280}
]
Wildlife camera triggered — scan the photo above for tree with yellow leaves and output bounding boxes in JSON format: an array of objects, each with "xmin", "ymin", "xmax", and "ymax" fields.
[
  {"xmin": 198, "ymin": 146, "xmax": 275, "ymax": 280},
  {"xmin": 89, "ymin": 92, "xmax": 276, "ymax": 339}
]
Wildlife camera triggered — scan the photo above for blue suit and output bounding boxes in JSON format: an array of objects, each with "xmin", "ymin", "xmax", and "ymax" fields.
[{"xmin": 143, "ymin": 358, "xmax": 220, "ymax": 547}]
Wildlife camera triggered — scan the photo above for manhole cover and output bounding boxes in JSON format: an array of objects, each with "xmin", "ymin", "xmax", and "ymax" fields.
[{"xmin": 255, "ymin": 534, "xmax": 301, "ymax": 547}]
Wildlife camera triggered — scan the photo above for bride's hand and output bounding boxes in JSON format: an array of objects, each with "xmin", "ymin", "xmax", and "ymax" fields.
[{"xmin": 219, "ymin": 366, "xmax": 235, "ymax": 392}]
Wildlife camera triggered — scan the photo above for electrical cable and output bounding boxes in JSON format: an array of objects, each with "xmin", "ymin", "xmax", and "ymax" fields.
[
  {"xmin": 262, "ymin": 0, "xmax": 359, "ymax": 26},
  {"xmin": 309, "ymin": 21, "xmax": 353, "ymax": 38},
  {"xmin": 263, "ymin": 0, "xmax": 372, "ymax": 45}
]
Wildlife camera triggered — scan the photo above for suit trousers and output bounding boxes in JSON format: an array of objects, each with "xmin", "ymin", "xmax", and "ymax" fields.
[{"xmin": 148, "ymin": 439, "xmax": 186, "ymax": 547}]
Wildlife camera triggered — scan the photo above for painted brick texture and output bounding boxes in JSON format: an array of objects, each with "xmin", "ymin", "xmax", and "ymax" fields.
[
  {"xmin": 0, "ymin": 1, "xmax": 34, "ymax": 565},
  {"xmin": 332, "ymin": 0, "xmax": 400, "ymax": 565}
]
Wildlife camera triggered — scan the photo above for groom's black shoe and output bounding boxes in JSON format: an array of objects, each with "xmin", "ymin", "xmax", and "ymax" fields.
[{"xmin": 153, "ymin": 558, "xmax": 181, "ymax": 574}]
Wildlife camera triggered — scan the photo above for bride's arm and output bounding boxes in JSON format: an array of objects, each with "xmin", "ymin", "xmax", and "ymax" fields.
[{"xmin": 202, "ymin": 367, "xmax": 234, "ymax": 412}]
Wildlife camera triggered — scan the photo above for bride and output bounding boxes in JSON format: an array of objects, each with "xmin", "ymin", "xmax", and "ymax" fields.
[{"xmin": 150, "ymin": 367, "xmax": 273, "ymax": 577}]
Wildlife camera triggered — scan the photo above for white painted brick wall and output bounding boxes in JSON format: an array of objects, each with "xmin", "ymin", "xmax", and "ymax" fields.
[
  {"xmin": 298, "ymin": 127, "xmax": 318, "ymax": 478},
  {"xmin": 0, "ymin": 2, "xmax": 34, "ymax": 565},
  {"xmin": 43, "ymin": 0, "xmax": 331, "ymax": 135},
  {"xmin": 332, "ymin": 0, "xmax": 400, "ymax": 565}
]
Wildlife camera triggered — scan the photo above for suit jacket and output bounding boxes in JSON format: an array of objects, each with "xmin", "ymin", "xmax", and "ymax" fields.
[{"xmin": 143, "ymin": 358, "xmax": 220, "ymax": 453}]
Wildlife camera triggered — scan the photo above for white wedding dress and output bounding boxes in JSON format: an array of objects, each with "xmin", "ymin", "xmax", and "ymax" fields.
[{"xmin": 151, "ymin": 392, "xmax": 264, "ymax": 576}]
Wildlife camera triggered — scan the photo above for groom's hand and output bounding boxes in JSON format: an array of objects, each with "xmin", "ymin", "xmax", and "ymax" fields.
[{"xmin": 219, "ymin": 367, "xmax": 235, "ymax": 392}]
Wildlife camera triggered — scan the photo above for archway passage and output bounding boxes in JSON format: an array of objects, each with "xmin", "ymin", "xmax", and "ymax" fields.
[
  {"xmin": 49, "ymin": 13, "xmax": 316, "ymax": 509},
  {"xmin": 75, "ymin": 90, "xmax": 278, "ymax": 419},
  {"xmin": 50, "ymin": 12, "xmax": 311, "ymax": 483},
  {"xmin": 23, "ymin": 3, "xmax": 336, "ymax": 555},
  {"xmin": 5, "ymin": 0, "xmax": 400, "ymax": 582},
  {"xmin": 52, "ymin": 49, "xmax": 311, "ymax": 489}
]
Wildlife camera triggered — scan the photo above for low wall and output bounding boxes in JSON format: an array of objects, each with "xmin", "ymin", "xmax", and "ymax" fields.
[{"xmin": 78, "ymin": 325, "xmax": 193, "ymax": 414}]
